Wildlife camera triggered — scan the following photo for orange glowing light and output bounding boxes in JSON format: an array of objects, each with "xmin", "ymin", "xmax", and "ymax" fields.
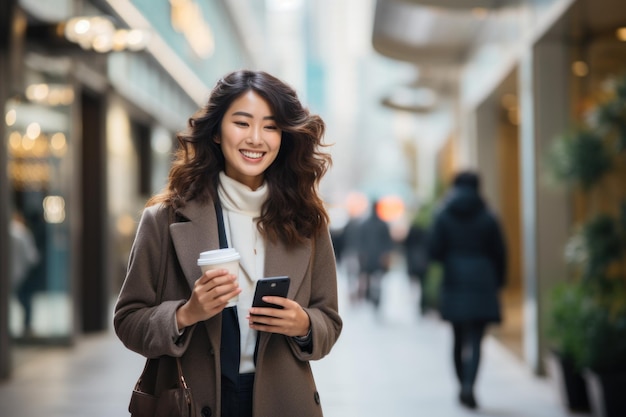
[{"xmin": 376, "ymin": 195, "xmax": 405, "ymax": 222}]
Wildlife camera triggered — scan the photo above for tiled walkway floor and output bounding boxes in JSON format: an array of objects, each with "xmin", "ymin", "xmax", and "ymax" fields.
[{"xmin": 0, "ymin": 270, "xmax": 589, "ymax": 417}]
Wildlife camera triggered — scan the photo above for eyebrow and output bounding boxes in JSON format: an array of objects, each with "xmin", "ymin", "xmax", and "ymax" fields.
[{"xmin": 231, "ymin": 111, "xmax": 275, "ymax": 121}]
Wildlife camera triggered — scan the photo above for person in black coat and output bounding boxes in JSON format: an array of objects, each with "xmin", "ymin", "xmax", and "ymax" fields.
[
  {"xmin": 404, "ymin": 219, "xmax": 429, "ymax": 314},
  {"xmin": 427, "ymin": 171, "xmax": 507, "ymax": 410},
  {"xmin": 357, "ymin": 200, "xmax": 394, "ymax": 309}
]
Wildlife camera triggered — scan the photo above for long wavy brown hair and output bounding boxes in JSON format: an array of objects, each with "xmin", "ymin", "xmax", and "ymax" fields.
[{"xmin": 148, "ymin": 70, "xmax": 332, "ymax": 245}]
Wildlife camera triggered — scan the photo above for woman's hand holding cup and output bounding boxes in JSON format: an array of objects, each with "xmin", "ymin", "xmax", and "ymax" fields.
[{"xmin": 176, "ymin": 268, "xmax": 241, "ymax": 330}]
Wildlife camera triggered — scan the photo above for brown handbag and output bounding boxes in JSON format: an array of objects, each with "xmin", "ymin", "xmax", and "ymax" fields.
[
  {"xmin": 128, "ymin": 206, "xmax": 196, "ymax": 417},
  {"xmin": 129, "ymin": 356, "xmax": 195, "ymax": 417}
]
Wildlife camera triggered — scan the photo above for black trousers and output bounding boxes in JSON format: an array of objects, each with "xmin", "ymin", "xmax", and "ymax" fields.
[
  {"xmin": 452, "ymin": 321, "xmax": 486, "ymax": 392},
  {"xmin": 221, "ymin": 373, "xmax": 254, "ymax": 417},
  {"xmin": 221, "ymin": 307, "xmax": 255, "ymax": 417}
]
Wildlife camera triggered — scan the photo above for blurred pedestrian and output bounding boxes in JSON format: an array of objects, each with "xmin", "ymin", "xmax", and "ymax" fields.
[
  {"xmin": 336, "ymin": 214, "xmax": 364, "ymax": 303},
  {"xmin": 11, "ymin": 210, "xmax": 40, "ymax": 337},
  {"xmin": 404, "ymin": 213, "xmax": 429, "ymax": 315},
  {"xmin": 427, "ymin": 171, "xmax": 507, "ymax": 409},
  {"xmin": 114, "ymin": 70, "xmax": 342, "ymax": 417},
  {"xmin": 357, "ymin": 200, "xmax": 394, "ymax": 309}
]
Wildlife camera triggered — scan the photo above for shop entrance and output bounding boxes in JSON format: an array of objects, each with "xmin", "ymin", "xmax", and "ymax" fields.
[{"xmin": 6, "ymin": 55, "xmax": 74, "ymax": 345}]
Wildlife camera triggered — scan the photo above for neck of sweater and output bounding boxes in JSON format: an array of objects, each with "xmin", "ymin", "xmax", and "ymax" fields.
[{"xmin": 217, "ymin": 172, "xmax": 267, "ymax": 216}]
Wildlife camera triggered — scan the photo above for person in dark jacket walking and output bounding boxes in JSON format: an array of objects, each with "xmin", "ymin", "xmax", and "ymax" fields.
[
  {"xmin": 404, "ymin": 215, "xmax": 429, "ymax": 315},
  {"xmin": 357, "ymin": 200, "xmax": 394, "ymax": 309},
  {"xmin": 427, "ymin": 171, "xmax": 507, "ymax": 410}
]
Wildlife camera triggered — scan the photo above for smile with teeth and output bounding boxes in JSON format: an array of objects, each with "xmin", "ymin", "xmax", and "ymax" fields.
[{"xmin": 241, "ymin": 150, "xmax": 264, "ymax": 159}]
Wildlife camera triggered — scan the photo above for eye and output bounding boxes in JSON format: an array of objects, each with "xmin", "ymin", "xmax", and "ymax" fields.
[
  {"xmin": 265, "ymin": 125, "xmax": 278, "ymax": 131},
  {"xmin": 234, "ymin": 121, "xmax": 249, "ymax": 127}
]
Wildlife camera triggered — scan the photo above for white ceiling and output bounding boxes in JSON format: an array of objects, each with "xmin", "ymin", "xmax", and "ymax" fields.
[
  {"xmin": 372, "ymin": 0, "xmax": 626, "ymax": 98},
  {"xmin": 372, "ymin": 0, "xmax": 487, "ymax": 65},
  {"xmin": 373, "ymin": 0, "xmax": 626, "ymax": 65}
]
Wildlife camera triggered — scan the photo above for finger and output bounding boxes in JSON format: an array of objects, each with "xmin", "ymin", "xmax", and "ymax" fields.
[
  {"xmin": 212, "ymin": 286, "xmax": 241, "ymax": 304},
  {"xmin": 258, "ymin": 296, "xmax": 289, "ymax": 308},
  {"xmin": 194, "ymin": 287, "xmax": 239, "ymax": 316},
  {"xmin": 209, "ymin": 274, "xmax": 238, "ymax": 293},
  {"xmin": 192, "ymin": 279, "xmax": 237, "ymax": 309},
  {"xmin": 196, "ymin": 268, "xmax": 230, "ymax": 285},
  {"xmin": 197, "ymin": 272, "xmax": 236, "ymax": 292},
  {"xmin": 201, "ymin": 280, "xmax": 239, "ymax": 304},
  {"xmin": 248, "ymin": 306, "xmax": 283, "ymax": 318},
  {"xmin": 248, "ymin": 314, "xmax": 280, "ymax": 328}
]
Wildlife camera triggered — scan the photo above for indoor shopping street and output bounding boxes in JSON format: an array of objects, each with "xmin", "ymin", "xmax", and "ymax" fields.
[{"xmin": 0, "ymin": 266, "xmax": 584, "ymax": 417}]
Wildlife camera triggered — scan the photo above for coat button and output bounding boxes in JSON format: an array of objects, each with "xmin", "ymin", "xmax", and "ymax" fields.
[
  {"xmin": 314, "ymin": 391, "xmax": 320, "ymax": 404},
  {"xmin": 201, "ymin": 406, "xmax": 212, "ymax": 417},
  {"xmin": 209, "ymin": 347, "xmax": 215, "ymax": 355}
]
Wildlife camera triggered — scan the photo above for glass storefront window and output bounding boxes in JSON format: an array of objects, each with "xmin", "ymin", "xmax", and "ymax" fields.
[{"xmin": 6, "ymin": 59, "xmax": 73, "ymax": 342}]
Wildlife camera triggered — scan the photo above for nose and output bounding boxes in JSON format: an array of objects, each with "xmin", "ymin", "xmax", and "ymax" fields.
[{"xmin": 247, "ymin": 125, "xmax": 263, "ymax": 145}]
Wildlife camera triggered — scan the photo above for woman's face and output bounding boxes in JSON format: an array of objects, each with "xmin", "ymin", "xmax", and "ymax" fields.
[{"xmin": 217, "ymin": 90, "xmax": 282, "ymax": 190}]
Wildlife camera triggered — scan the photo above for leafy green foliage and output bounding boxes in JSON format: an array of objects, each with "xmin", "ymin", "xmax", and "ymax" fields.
[
  {"xmin": 422, "ymin": 263, "xmax": 442, "ymax": 311},
  {"xmin": 582, "ymin": 214, "xmax": 623, "ymax": 281},
  {"xmin": 593, "ymin": 76, "xmax": 626, "ymax": 152},
  {"xmin": 548, "ymin": 283, "xmax": 588, "ymax": 367},
  {"xmin": 578, "ymin": 282, "xmax": 626, "ymax": 373},
  {"xmin": 547, "ymin": 129, "xmax": 611, "ymax": 190},
  {"xmin": 547, "ymin": 73, "xmax": 626, "ymax": 373},
  {"xmin": 549, "ymin": 281, "xmax": 626, "ymax": 373}
]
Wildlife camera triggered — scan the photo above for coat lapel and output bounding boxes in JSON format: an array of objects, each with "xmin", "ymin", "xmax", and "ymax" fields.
[
  {"xmin": 170, "ymin": 199, "xmax": 221, "ymax": 290},
  {"xmin": 169, "ymin": 199, "xmax": 225, "ymax": 354},
  {"xmin": 264, "ymin": 238, "xmax": 311, "ymax": 299}
]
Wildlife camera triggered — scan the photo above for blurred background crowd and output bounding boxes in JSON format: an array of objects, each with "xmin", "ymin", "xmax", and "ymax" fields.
[{"xmin": 1, "ymin": 0, "xmax": 625, "ymax": 416}]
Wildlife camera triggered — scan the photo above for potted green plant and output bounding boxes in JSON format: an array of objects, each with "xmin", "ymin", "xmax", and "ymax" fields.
[
  {"xmin": 578, "ymin": 279, "xmax": 626, "ymax": 417},
  {"xmin": 545, "ymin": 73, "xmax": 626, "ymax": 417},
  {"xmin": 546, "ymin": 281, "xmax": 590, "ymax": 412}
]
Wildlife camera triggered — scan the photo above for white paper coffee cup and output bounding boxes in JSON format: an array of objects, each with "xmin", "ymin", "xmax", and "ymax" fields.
[{"xmin": 197, "ymin": 248, "xmax": 241, "ymax": 307}]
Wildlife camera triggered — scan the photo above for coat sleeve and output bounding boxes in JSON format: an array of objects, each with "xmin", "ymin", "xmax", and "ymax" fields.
[
  {"xmin": 288, "ymin": 229, "xmax": 343, "ymax": 362},
  {"xmin": 113, "ymin": 204, "xmax": 193, "ymax": 358}
]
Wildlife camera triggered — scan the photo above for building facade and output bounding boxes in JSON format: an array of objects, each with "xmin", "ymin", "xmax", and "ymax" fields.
[{"xmin": 0, "ymin": 0, "xmax": 255, "ymax": 380}]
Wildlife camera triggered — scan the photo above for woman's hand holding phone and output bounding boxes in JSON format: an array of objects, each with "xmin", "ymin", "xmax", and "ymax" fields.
[
  {"xmin": 248, "ymin": 296, "xmax": 311, "ymax": 337},
  {"xmin": 248, "ymin": 277, "xmax": 310, "ymax": 337}
]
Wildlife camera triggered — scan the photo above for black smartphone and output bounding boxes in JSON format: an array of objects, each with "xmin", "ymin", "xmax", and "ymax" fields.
[{"xmin": 252, "ymin": 276, "xmax": 291, "ymax": 309}]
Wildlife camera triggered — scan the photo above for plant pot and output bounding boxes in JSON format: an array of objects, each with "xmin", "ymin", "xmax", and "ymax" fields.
[
  {"xmin": 583, "ymin": 369, "xmax": 626, "ymax": 417},
  {"xmin": 545, "ymin": 351, "xmax": 590, "ymax": 412}
]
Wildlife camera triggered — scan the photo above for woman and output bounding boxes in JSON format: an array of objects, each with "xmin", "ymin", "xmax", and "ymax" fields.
[
  {"xmin": 427, "ymin": 171, "xmax": 506, "ymax": 410},
  {"xmin": 114, "ymin": 70, "xmax": 342, "ymax": 417}
]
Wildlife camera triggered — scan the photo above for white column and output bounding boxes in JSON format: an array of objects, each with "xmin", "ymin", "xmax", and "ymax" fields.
[
  {"xmin": 474, "ymin": 95, "xmax": 500, "ymax": 209},
  {"xmin": 518, "ymin": 37, "xmax": 571, "ymax": 374}
]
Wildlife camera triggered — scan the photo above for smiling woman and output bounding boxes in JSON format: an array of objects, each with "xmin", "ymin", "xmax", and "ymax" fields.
[{"xmin": 114, "ymin": 69, "xmax": 342, "ymax": 417}]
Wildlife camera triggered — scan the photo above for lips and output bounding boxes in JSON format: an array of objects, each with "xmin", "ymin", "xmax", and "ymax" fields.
[{"xmin": 240, "ymin": 150, "xmax": 264, "ymax": 159}]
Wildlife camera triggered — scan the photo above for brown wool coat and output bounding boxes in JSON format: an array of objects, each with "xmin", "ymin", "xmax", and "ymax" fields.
[{"xmin": 114, "ymin": 200, "xmax": 343, "ymax": 417}]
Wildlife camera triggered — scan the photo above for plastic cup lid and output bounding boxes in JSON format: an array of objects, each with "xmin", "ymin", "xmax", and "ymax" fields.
[{"xmin": 197, "ymin": 248, "xmax": 240, "ymax": 264}]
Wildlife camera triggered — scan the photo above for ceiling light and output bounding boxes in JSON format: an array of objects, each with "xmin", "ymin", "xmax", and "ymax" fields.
[
  {"xmin": 62, "ymin": 16, "xmax": 149, "ymax": 53},
  {"xmin": 25, "ymin": 83, "xmax": 74, "ymax": 106},
  {"xmin": 382, "ymin": 86, "xmax": 438, "ymax": 113},
  {"xmin": 5, "ymin": 109, "xmax": 17, "ymax": 126}
]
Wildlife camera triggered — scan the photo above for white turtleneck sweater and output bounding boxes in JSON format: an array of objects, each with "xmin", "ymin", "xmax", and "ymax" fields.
[{"xmin": 217, "ymin": 172, "xmax": 267, "ymax": 374}]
